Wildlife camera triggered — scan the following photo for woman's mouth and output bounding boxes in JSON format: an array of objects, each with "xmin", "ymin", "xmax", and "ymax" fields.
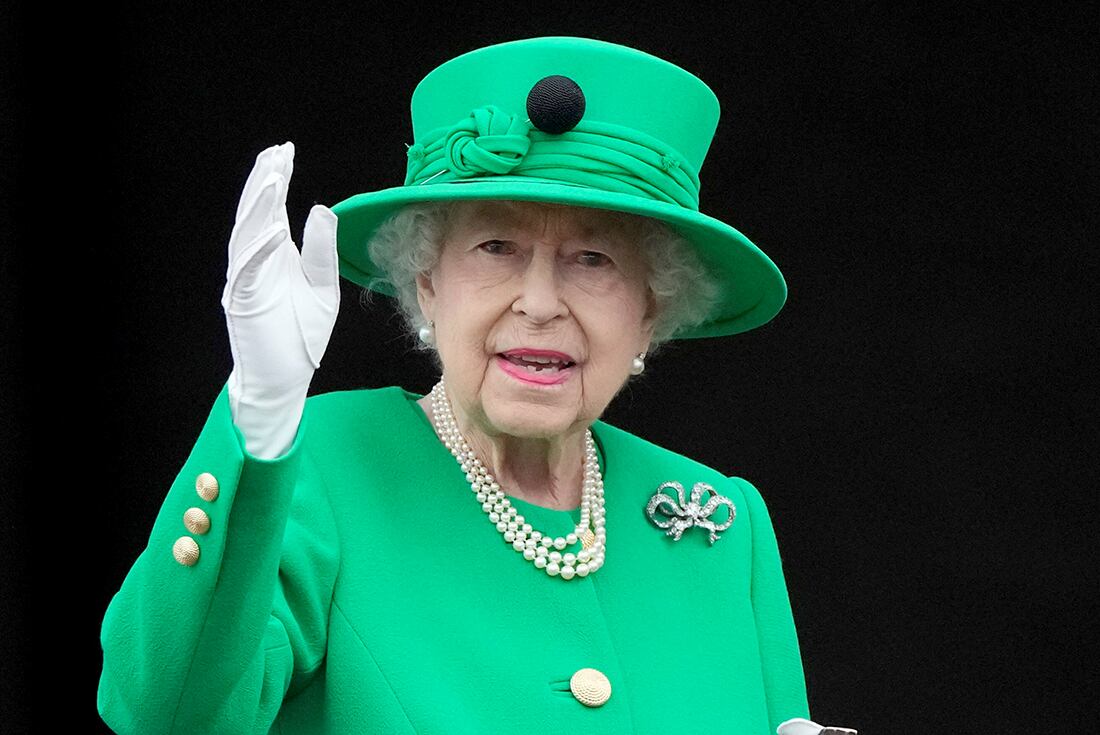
[{"xmin": 495, "ymin": 350, "xmax": 577, "ymax": 385}]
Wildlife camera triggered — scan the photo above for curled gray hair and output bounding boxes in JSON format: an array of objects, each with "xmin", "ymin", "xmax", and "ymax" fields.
[{"xmin": 361, "ymin": 199, "xmax": 720, "ymax": 356}]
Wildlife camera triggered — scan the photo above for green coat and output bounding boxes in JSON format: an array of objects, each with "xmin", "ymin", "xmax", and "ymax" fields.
[{"xmin": 97, "ymin": 382, "xmax": 811, "ymax": 734}]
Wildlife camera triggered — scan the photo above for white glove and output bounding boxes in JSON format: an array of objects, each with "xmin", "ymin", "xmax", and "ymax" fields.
[
  {"xmin": 777, "ymin": 717, "xmax": 858, "ymax": 735},
  {"xmin": 221, "ymin": 141, "xmax": 340, "ymax": 459}
]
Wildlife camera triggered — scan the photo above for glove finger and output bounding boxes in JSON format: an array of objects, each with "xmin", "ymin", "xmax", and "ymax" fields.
[
  {"xmin": 223, "ymin": 221, "xmax": 291, "ymax": 310},
  {"xmin": 228, "ymin": 171, "xmax": 285, "ymax": 267},
  {"xmin": 300, "ymin": 204, "xmax": 340, "ymax": 301},
  {"xmin": 230, "ymin": 141, "xmax": 294, "ymax": 254},
  {"xmin": 234, "ymin": 143, "xmax": 284, "ymax": 225},
  {"xmin": 265, "ymin": 140, "xmax": 294, "ymax": 235},
  {"xmin": 776, "ymin": 718, "xmax": 826, "ymax": 735}
]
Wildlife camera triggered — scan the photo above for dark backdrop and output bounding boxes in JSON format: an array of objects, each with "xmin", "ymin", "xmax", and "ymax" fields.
[{"xmin": 4, "ymin": 3, "xmax": 1093, "ymax": 732}]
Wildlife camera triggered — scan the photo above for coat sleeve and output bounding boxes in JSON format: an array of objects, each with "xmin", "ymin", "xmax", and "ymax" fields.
[
  {"xmin": 730, "ymin": 476, "xmax": 812, "ymax": 733},
  {"xmin": 97, "ymin": 380, "xmax": 340, "ymax": 735}
]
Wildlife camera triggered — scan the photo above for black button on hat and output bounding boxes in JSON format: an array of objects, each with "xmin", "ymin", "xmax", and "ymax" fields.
[{"xmin": 526, "ymin": 75, "xmax": 586, "ymax": 134}]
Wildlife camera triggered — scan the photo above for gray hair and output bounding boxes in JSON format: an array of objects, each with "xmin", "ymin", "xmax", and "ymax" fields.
[{"xmin": 361, "ymin": 199, "xmax": 720, "ymax": 356}]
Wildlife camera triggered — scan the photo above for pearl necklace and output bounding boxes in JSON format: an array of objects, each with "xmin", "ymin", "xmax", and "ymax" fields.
[{"xmin": 428, "ymin": 378, "xmax": 607, "ymax": 580}]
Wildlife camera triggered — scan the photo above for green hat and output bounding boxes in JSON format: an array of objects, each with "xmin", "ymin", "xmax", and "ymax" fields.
[{"xmin": 330, "ymin": 36, "xmax": 786, "ymax": 339}]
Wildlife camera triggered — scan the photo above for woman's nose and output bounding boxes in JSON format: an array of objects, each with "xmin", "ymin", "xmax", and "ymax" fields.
[{"xmin": 512, "ymin": 252, "xmax": 568, "ymax": 324}]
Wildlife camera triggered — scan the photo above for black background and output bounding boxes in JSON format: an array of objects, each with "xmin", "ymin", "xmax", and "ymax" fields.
[{"xmin": 3, "ymin": 3, "xmax": 1094, "ymax": 733}]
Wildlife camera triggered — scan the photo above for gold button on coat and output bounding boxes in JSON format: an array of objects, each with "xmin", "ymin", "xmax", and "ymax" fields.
[
  {"xmin": 570, "ymin": 667, "xmax": 611, "ymax": 707},
  {"xmin": 195, "ymin": 472, "xmax": 219, "ymax": 502},
  {"xmin": 183, "ymin": 507, "xmax": 211, "ymax": 535},
  {"xmin": 173, "ymin": 536, "xmax": 200, "ymax": 566}
]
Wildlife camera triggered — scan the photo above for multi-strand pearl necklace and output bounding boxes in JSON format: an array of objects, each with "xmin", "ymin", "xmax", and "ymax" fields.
[{"xmin": 428, "ymin": 378, "xmax": 606, "ymax": 580}]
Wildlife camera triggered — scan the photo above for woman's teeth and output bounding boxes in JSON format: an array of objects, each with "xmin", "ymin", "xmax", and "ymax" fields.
[{"xmin": 503, "ymin": 355, "xmax": 574, "ymax": 372}]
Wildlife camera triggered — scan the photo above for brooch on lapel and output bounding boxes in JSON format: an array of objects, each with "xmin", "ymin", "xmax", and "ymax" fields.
[{"xmin": 645, "ymin": 481, "xmax": 736, "ymax": 545}]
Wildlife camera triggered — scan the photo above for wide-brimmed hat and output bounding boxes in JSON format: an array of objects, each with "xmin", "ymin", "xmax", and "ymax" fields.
[{"xmin": 330, "ymin": 36, "xmax": 786, "ymax": 339}]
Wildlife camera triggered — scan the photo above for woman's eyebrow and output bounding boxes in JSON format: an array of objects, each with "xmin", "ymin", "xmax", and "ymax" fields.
[{"xmin": 459, "ymin": 203, "xmax": 631, "ymax": 245}]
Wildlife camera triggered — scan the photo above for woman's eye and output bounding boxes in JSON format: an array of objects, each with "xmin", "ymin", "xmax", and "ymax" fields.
[
  {"xmin": 479, "ymin": 240, "xmax": 514, "ymax": 255},
  {"xmin": 577, "ymin": 251, "xmax": 612, "ymax": 267}
]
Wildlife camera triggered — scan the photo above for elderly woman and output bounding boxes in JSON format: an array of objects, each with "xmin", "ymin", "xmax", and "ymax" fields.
[{"xmin": 97, "ymin": 37, "xmax": 855, "ymax": 735}]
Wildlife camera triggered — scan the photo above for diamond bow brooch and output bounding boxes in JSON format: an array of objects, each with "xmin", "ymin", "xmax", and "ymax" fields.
[{"xmin": 645, "ymin": 481, "xmax": 736, "ymax": 545}]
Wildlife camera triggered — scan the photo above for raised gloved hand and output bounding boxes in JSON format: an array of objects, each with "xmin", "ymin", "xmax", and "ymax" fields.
[
  {"xmin": 221, "ymin": 141, "xmax": 340, "ymax": 459},
  {"xmin": 777, "ymin": 717, "xmax": 858, "ymax": 735}
]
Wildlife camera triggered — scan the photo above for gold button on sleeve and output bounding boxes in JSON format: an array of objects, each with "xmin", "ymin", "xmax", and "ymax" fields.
[
  {"xmin": 183, "ymin": 507, "xmax": 211, "ymax": 535},
  {"xmin": 173, "ymin": 536, "xmax": 200, "ymax": 566},
  {"xmin": 570, "ymin": 667, "xmax": 611, "ymax": 707},
  {"xmin": 195, "ymin": 472, "xmax": 219, "ymax": 502}
]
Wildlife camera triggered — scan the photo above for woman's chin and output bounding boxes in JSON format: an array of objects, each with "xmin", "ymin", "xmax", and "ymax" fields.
[
  {"xmin": 480, "ymin": 397, "xmax": 582, "ymax": 440},
  {"xmin": 488, "ymin": 410, "xmax": 577, "ymax": 440},
  {"xmin": 447, "ymin": 362, "xmax": 593, "ymax": 438}
]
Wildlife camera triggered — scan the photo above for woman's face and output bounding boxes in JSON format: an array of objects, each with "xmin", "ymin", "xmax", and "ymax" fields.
[{"xmin": 416, "ymin": 200, "xmax": 657, "ymax": 440}]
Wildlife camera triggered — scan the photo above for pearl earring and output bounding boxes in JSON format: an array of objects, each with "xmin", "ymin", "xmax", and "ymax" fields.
[
  {"xmin": 418, "ymin": 320, "xmax": 436, "ymax": 347},
  {"xmin": 630, "ymin": 352, "xmax": 646, "ymax": 375}
]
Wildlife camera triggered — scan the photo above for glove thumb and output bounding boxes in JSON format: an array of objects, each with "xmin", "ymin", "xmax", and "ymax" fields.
[{"xmin": 300, "ymin": 204, "xmax": 340, "ymax": 300}]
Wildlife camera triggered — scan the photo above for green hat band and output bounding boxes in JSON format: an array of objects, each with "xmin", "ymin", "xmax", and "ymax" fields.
[{"xmin": 403, "ymin": 104, "xmax": 702, "ymax": 209}]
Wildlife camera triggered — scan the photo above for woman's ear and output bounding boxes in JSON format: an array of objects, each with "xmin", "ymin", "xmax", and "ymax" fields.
[
  {"xmin": 415, "ymin": 270, "xmax": 436, "ymax": 324},
  {"xmin": 640, "ymin": 290, "xmax": 658, "ymax": 345}
]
